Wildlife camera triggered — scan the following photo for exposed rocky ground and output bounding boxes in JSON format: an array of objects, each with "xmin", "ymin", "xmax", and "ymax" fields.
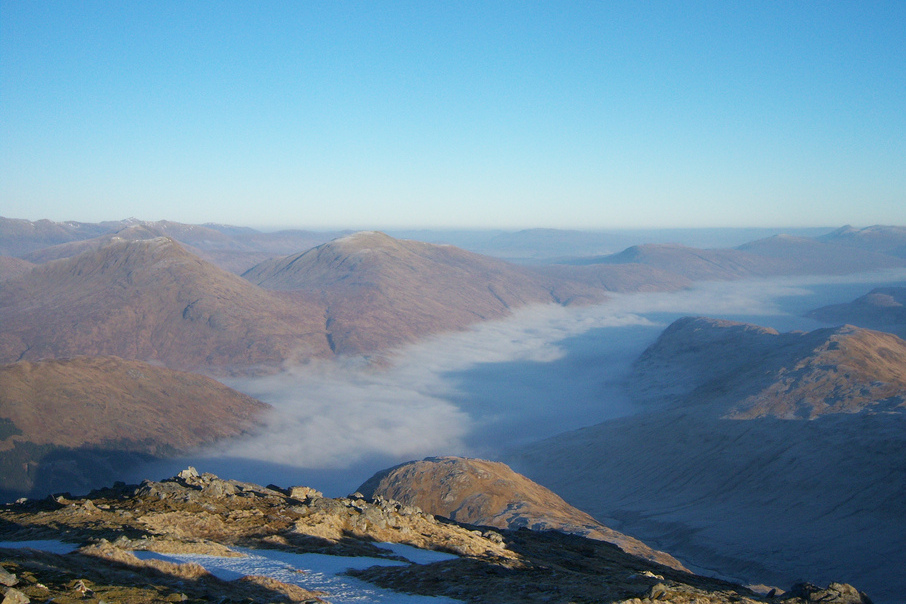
[{"xmin": 0, "ymin": 469, "xmax": 872, "ymax": 604}]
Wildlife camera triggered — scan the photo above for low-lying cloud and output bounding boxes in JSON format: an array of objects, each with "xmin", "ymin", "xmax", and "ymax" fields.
[{"xmin": 152, "ymin": 269, "xmax": 906, "ymax": 493}]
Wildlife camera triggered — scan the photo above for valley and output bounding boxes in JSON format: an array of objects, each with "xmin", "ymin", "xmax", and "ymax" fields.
[{"xmin": 2, "ymin": 218, "xmax": 906, "ymax": 602}]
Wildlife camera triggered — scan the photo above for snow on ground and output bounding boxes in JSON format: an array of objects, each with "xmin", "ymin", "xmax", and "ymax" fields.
[
  {"xmin": 135, "ymin": 545, "xmax": 461, "ymax": 603},
  {"xmin": 0, "ymin": 539, "xmax": 460, "ymax": 603}
]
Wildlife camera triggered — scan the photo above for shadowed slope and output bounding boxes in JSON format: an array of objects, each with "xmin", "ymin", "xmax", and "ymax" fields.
[
  {"xmin": 0, "ymin": 238, "xmax": 331, "ymax": 371},
  {"xmin": 0, "ymin": 356, "xmax": 269, "ymax": 497},
  {"xmin": 510, "ymin": 317, "xmax": 906, "ymax": 601}
]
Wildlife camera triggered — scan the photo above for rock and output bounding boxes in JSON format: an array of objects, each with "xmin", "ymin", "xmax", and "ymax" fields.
[
  {"xmin": 177, "ymin": 466, "xmax": 199, "ymax": 481},
  {"xmin": 289, "ymin": 486, "xmax": 322, "ymax": 501},
  {"xmin": 1, "ymin": 588, "xmax": 29, "ymax": 604},
  {"xmin": 784, "ymin": 582, "xmax": 873, "ymax": 604},
  {"xmin": 0, "ymin": 566, "xmax": 16, "ymax": 587}
]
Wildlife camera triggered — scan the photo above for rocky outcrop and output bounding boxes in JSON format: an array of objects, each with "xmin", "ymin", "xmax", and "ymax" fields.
[{"xmin": 0, "ymin": 469, "xmax": 869, "ymax": 604}]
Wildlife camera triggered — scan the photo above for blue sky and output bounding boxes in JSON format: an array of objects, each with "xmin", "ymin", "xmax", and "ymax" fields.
[{"xmin": 2, "ymin": 1, "xmax": 904, "ymax": 229}]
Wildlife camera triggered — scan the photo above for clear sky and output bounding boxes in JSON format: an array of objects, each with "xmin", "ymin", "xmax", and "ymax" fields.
[{"xmin": 2, "ymin": 1, "xmax": 904, "ymax": 230}]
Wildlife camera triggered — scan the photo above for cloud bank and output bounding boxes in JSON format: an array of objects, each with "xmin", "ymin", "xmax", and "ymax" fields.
[{"xmin": 146, "ymin": 269, "xmax": 906, "ymax": 493}]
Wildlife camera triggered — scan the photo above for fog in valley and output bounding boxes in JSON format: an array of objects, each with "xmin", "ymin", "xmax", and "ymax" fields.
[{"xmin": 130, "ymin": 268, "xmax": 906, "ymax": 496}]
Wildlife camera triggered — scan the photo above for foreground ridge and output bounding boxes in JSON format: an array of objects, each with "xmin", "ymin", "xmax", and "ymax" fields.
[{"xmin": 0, "ymin": 469, "xmax": 872, "ymax": 603}]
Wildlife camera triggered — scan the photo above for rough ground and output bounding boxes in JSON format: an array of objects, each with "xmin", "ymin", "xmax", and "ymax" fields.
[{"xmin": 0, "ymin": 469, "xmax": 871, "ymax": 604}]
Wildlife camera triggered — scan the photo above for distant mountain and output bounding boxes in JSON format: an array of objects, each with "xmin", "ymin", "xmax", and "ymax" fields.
[
  {"xmin": 561, "ymin": 231, "xmax": 906, "ymax": 282},
  {"xmin": 807, "ymin": 287, "xmax": 906, "ymax": 338},
  {"xmin": 568, "ymin": 243, "xmax": 785, "ymax": 280},
  {"xmin": 357, "ymin": 456, "xmax": 687, "ymax": 571},
  {"xmin": 631, "ymin": 317, "xmax": 906, "ymax": 418},
  {"xmin": 4, "ymin": 217, "xmax": 347, "ymax": 274},
  {"xmin": 0, "ymin": 355, "xmax": 268, "ymax": 498},
  {"xmin": 0, "ymin": 216, "xmax": 116, "ymax": 256},
  {"xmin": 243, "ymin": 231, "xmax": 612, "ymax": 354},
  {"xmin": 737, "ymin": 234, "xmax": 905, "ymax": 273},
  {"xmin": 818, "ymin": 225, "xmax": 906, "ymax": 258},
  {"xmin": 0, "ymin": 237, "xmax": 331, "ymax": 370},
  {"xmin": 510, "ymin": 316, "xmax": 906, "ymax": 601}
]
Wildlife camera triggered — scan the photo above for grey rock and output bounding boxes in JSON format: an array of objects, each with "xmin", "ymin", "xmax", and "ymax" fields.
[{"xmin": 1, "ymin": 587, "xmax": 29, "ymax": 604}]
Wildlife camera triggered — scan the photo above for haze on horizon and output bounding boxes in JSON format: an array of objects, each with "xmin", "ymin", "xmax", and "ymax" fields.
[{"xmin": 2, "ymin": 1, "xmax": 904, "ymax": 230}]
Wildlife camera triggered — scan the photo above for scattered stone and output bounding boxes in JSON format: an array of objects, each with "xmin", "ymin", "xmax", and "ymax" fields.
[
  {"xmin": 0, "ymin": 587, "xmax": 29, "ymax": 604},
  {"xmin": 0, "ymin": 567, "xmax": 16, "ymax": 587}
]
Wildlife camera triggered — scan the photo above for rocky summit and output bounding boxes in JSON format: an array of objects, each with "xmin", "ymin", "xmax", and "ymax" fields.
[{"xmin": 0, "ymin": 469, "xmax": 872, "ymax": 604}]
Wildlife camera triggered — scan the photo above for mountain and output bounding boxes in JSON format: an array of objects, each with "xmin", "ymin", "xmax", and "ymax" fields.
[
  {"xmin": 0, "ymin": 356, "xmax": 268, "ymax": 499},
  {"xmin": 0, "ymin": 217, "xmax": 116, "ymax": 257},
  {"xmin": 737, "ymin": 234, "xmax": 905, "ymax": 273},
  {"xmin": 818, "ymin": 225, "xmax": 906, "ymax": 258},
  {"xmin": 630, "ymin": 317, "xmax": 906, "ymax": 418},
  {"xmin": 563, "ymin": 233, "xmax": 906, "ymax": 283},
  {"xmin": 509, "ymin": 317, "xmax": 906, "ymax": 602},
  {"xmin": 567, "ymin": 244, "xmax": 786, "ymax": 280},
  {"xmin": 5, "ymin": 217, "xmax": 350, "ymax": 274},
  {"xmin": 243, "ymin": 231, "xmax": 612, "ymax": 354},
  {"xmin": 357, "ymin": 456, "xmax": 687, "ymax": 570},
  {"xmin": 0, "ymin": 469, "xmax": 871, "ymax": 604},
  {"xmin": 807, "ymin": 287, "xmax": 906, "ymax": 338},
  {"xmin": 0, "ymin": 237, "xmax": 331, "ymax": 370}
]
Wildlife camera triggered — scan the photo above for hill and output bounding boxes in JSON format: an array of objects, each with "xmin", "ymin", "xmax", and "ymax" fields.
[
  {"xmin": 818, "ymin": 225, "xmax": 906, "ymax": 258},
  {"xmin": 736, "ymin": 234, "xmax": 905, "ymax": 273},
  {"xmin": 0, "ymin": 356, "xmax": 268, "ymax": 498},
  {"xmin": 243, "ymin": 231, "xmax": 612, "ymax": 354},
  {"xmin": 357, "ymin": 456, "xmax": 687, "ymax": 570},
  {"xmin": 806, "ymin": 286, "xmax": 906, "ymax": 338},
  {"xmin": 568, "ymin": 244, "xmax": 786, "ymax": 280},
  {"xmin": 630, "ymin": 317, "xmax": 906, "ymax": 418},
  {"xmin": 509, "ymin": 317, "xmax": 906, "ymax": 602},
  {"xmin": 0, "ymin": 237, "xmax": 331, "ymax": 371}
]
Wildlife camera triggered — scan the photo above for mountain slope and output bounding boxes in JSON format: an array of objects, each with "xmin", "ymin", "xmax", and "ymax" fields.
[
  {"xmin": 509, "ymin": 316, "xmax": 906, "ymax": 602},
  {"xmin": 0, "ymin": 356, "xmax": 268, "ymax": 498},
  {"xmin": 0, "ymin": 257, "xmax": 33, "ymax": 282},
  {"xmin": 243, "ymin": 231, "xmax": 611, "ymax": 354},
  {"xmin": 0, "ymin": 237, "xmax": 331, "ymax": 370},
  {"xmin": 357, "ymin": 456, "xmax": 687, "ymax": 570},
  {"xmin": 630, "ymin": 317, "xmax": 906, "ymax": 418}
]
